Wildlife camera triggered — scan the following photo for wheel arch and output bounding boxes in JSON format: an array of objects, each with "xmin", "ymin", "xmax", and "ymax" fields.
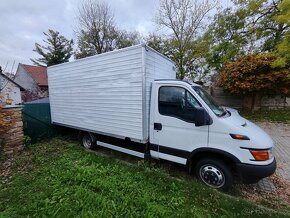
[
  {"xmin": 80, "ymin": 131, "xmax": 96, "ymax": 140},
  {"xmin": 187, "ymin": 148, "xmax": 241, "ymax": 174}
]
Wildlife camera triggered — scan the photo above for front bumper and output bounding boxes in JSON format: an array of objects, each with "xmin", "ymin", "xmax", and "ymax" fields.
[{"xmin": 236, "ymin": 158, "xmax": 277, "ymax": 184}]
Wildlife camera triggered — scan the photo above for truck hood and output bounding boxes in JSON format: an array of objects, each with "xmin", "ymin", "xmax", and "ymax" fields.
[
  {"xmin": 225, "ymin": 108, "xmax": 247, "ymax": 127},
  {"xmin": 221, "ymin": 108, "xmax": 274, "ymax": 149}
]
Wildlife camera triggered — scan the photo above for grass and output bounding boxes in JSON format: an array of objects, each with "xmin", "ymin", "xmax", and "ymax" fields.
[
  {"xmin": 240, "ymin": 110, "xmax": 290, "ymax": 123},
  {"xmin": 0, "ymin": 138, "xmax": 289, "ymax": 217}
]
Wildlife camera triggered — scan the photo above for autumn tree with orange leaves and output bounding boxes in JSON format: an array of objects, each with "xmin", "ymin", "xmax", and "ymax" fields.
[{"xmin": 218, "ymin": 54, "xmax": 290, "ymax": 110}]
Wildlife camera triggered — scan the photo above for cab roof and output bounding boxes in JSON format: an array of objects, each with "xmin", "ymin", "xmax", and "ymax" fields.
[{"xmin": 154, "ymin": 79, "xmax": 201, "ymax": 87}]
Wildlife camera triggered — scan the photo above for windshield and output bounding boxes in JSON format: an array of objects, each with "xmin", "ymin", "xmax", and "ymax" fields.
[{"xmin": 192, "ymin": 86, "xmax": 226, "ymax": 117}]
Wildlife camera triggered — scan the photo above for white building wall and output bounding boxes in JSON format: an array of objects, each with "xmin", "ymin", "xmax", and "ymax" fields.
[
  {"xmin": 14, "ymin": 65, "xmax": 39, "ymax": 92},
  {"xmin": 0, "ymin": 75, "xmax": 22, "ymax": 106}
]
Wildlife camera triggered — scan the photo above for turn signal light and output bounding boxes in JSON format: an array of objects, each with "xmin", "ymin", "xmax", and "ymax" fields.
[
  {"xmin": 230, "ymin": 134, "xmax": 250, "ymax": 140},
  {"xmin": 250, "ymin": 150, "xmax": 270, "ymax": 161}
]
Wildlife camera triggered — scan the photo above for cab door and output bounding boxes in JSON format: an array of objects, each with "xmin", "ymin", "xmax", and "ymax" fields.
[{"xmin": 150, "ymin": 84, "xmax": 209, "ymax": 165}]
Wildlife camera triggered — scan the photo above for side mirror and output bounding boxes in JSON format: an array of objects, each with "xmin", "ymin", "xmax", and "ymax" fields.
[{"xmin": 194, "ymin": 107, "xmax": 212, "ymax": 127}]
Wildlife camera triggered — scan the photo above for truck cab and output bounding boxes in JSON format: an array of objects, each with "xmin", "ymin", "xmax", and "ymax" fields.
[{"xmin": 149, "ymin": 80, "xmax": 276, "ymax": 191}]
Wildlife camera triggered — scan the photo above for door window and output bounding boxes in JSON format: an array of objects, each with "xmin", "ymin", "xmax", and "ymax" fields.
[{"xmin": 158, "ymin": 86, "xmax": 201, "ymax": 122}]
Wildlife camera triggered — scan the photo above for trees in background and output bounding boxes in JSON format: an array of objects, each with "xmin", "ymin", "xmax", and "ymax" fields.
[
  {"xmin": 75, "ymin": 0, "xmax": 117, "ymax": 58},
  {"xmin": 31, "ymin": 29, "xmax": 73, "ymax": 67},
  {"xmin": 271, "ymin": 0, "xmax": 290, "ymax": 68},
  {"xmin": 201, "ymin": 8, "xmax": 248, "ymax": 72},
  {"xmin": 202, "ymin": 0, "xmax": 289, "ymax": 72},
  {"xmin": 115, "ymin": 30, "xmax": 141, "ymax": 50},
  {"xmin": 218, "ymin": 54, "xmax": 290, "ymax": 110},
  {"xmin": 153, "ymin": 0, "xmax": 218, "ymax": 80},
  {"xmin": 75, "ymin": 0, "xmax": 140, "ymax": 59},
  {"xmin": 206, "ymin": 0, "xmax": 290, "ymax": 109},
  {"xmin": 30, "ymin": 0, "xmax": 289, "ymax": 88},
  {"xmin": 148, "ymin": 0, "xmax": 289, "ymax": 82}
]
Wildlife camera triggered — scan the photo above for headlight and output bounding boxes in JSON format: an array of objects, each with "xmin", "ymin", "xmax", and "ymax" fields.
[{"xmin": 250, "ymin": 148, "xmax": 273, "ymax": 161}]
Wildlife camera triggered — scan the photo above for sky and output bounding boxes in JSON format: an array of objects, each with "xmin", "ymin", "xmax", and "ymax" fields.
[
  {"xmin": 0, "ymin": 0, "xmax": 159, "ymax": 73},
  {"xmin": 0, "ymin": 0, "xmax": 231, "ymax": 73}
]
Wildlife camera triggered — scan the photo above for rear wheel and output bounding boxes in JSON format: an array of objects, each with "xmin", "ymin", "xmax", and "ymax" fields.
[
  {"xmin": 195, "ymin": 158, "xmax": 233, "ymax": 191},
  {"xmin": 81, "ymin": 132, "xmax": 96, "ymax": 149}
]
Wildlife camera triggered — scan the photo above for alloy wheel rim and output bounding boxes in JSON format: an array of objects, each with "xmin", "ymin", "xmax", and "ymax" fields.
[{"xmin": 199, "ymin": 165, "xmax": 225, "ymax": 188}]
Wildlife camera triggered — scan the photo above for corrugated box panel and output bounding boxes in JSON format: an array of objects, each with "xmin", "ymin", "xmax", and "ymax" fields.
[
  {"xmin": 144, "ymin": 47, "xmax": 176, "ymax": 138},
  {"xmin": 48, "ymin": 45, "xmax": 144, "ymax": 141},
  {"xmin": 48, "ymin": 45, "xmax": 176, "ymax": 142}
]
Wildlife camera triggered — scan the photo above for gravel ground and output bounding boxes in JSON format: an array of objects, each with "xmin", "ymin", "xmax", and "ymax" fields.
[
  {"xmin": 257, "ymin": 122, "xmax": 290, "ymax": 181},
  {"xmin": 238, "ymin": 122, "xmax": 290, "ymax": 210}
]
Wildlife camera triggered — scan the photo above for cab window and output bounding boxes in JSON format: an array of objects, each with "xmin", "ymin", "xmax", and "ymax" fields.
[{"xmin": 158, "ymin": 86, "xmax": 201, "ymax": 122}]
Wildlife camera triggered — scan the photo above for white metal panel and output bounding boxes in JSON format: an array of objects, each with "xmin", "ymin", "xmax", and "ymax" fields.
[
  {"xmin": 48, "ymin": 44, "xmax": 176, "ymax": 142},
  {"xmin": 144, "ymin": 46, "xmax": 176, "ymax": 140},
  {"xmin": 48, "ymin": 45, "xmax": 144, "ymax": 141}
]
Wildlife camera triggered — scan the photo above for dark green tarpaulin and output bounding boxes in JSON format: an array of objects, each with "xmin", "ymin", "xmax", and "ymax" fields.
[{"xmin": 22, "ymin": 103, "xmax": 57, "ymax": 143}]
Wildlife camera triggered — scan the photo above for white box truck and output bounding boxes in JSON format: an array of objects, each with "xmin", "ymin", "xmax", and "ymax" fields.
[{"xmin": 48, "ymin": 44, "xmax": 276, "ymax": 191}]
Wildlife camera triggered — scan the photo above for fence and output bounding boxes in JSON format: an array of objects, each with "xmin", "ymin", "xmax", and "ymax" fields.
[
  {"xmin": 22, "ymin": 103, "xmax": 57, "ymax": 143},
  {"xmin": 208, "ymin": 86, "xmax": 290, "ymax": 110},
  {"xmin": 209, "ymin": 86, "xmax": 243, "ymax": 109}
]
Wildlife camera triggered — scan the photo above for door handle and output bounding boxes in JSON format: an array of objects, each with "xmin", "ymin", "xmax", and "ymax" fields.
[{"xmin": 154, "ymin": 123, "xmax": 162, "ymax": 131}]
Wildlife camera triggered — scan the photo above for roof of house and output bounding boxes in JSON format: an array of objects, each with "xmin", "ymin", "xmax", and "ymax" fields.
[
  {"xmin": 21, "ymin": 64, "xmax": 48, "ymax": 86},
  {"xmin": 0, "ymin": 72, "xmax": 25, "ymax": 91}
]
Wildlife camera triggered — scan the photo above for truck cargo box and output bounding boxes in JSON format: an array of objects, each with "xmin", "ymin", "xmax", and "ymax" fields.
[{"xmin": 48, "ymin": 44, "xmax": 176, "ymax": 142}]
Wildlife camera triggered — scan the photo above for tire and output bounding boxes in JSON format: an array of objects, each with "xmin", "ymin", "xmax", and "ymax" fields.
[
  {"xmin": 81, "ymin": 132, "xmax": 96, "ymax": 150},
  {"xmin": 194, "ymin": 158, "xmax": 233, "ymax": 191}
]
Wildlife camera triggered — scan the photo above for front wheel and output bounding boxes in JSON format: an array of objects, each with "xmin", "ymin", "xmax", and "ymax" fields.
[{"xmin": 195, "ymin": 158, "xmax": 233, "ymax": 191}]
